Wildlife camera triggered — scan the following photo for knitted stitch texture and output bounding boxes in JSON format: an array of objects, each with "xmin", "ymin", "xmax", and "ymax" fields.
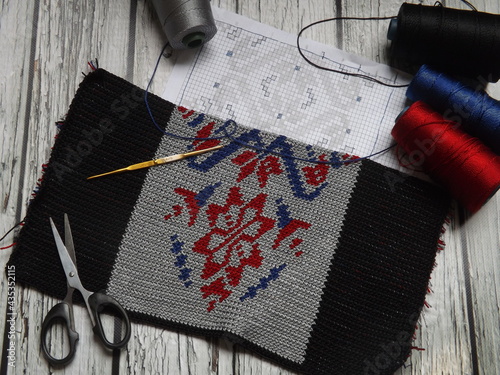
[{"xmin": 8, "ymin": 69, "xmax": 450, "ymax": 375}]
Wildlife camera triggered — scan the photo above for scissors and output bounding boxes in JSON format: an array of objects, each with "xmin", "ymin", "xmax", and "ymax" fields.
[{"xmin": 41, "ymin": 214, "xmax": 131, "ymax": 365}]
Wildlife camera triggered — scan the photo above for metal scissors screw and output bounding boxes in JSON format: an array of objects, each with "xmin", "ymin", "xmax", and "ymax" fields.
[{"xmin": 41, "ymin": 214, "xmax": 131, "ymax": 366}]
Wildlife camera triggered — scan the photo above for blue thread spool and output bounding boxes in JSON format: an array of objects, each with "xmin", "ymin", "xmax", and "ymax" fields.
[{"xmin": 406, "ymin": 65, "xmax": 500, "ymax": 154}]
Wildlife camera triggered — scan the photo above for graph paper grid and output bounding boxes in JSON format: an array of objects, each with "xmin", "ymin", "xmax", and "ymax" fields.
[{"xmin": 162, "ymin": 7, "xmax": 411, "ymax": 169}]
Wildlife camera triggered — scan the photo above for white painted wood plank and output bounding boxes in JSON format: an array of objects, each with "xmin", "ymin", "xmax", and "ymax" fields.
[
  {"xmin": 0, "ymin": 1, "xmax": 44, "ymax": 373},
  {"xmin": 131, "ymin": 0, "xmax": 174, "ymax": 92},
  {"xmin": 455, "ymin": 3, "xmax": 500, "ymax": 373},
  {"xmin": 1, "ymin": 0, "xmax": 132, "ymax": 374},
  {"xmin": 411, "ymin": 210, "xmax": 474, "ymax": 374},
  {"xmin": 462, "ymin": 195, "xmax": 500, "ymax": 374},
  {"xmin": 296, "ymin": 0, "xmax": 342, "ymax": 47},
  {"xmin": 342, "ymin": 1, "xmax": 400, "ymax": 64},
  {"xmin": 1, "ymin": 0, "xmax": 500, "ymax": 374},
  {"xmin": 0, "ymin": 0, "xmax": 37, "ymax": 234}
]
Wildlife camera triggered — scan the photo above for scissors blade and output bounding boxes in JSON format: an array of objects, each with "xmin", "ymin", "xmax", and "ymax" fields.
[
  {"xmin": 50, "ymin": 218, "xmax": 85, "ymax": 292},
  {"xmin": 64, "ymin": 213, "xmax": 77, "ymax": 266}
]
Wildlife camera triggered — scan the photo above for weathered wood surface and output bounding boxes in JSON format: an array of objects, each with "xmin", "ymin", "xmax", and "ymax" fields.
[{"xmin": 1, "ymin": 0, "xmax": 499, "ymax": 374}]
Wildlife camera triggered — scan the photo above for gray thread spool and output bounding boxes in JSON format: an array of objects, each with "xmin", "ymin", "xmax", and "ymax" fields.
[{"xmin": 152, "ymin": 0, "xmax": 217, "ymax": 49}]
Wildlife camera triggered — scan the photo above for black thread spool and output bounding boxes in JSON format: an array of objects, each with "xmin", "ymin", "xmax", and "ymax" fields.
[{"xmin": 388, "ymin": 3, "xmax": 500, "ymax": 82}]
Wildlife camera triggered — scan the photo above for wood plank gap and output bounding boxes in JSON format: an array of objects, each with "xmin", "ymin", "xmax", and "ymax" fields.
[
  {"xmin": 126, "ymin": 0, "xmax": 138, "ymax": 82},
  {"xmin": 112, "ymin": 317, "xmax": 122, "ymax": 375},
  {"xmin": 459, "ymin": 208, "xmax": 480, "ymax": 375},
  {"xmin": 335, "ymin": 0, "xmax": 343, "ymax": 50},
  {"xmin": 1, "ymin": 0, "xmax": 40, "ymax": 370},
  {"xmin": 13, "ymin": 0, "xmax": 40, "ymax": 224}
]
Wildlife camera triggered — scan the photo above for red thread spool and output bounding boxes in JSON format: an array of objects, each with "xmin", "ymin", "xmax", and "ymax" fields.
[{"xmin": 392, "ymin": 101, "xmax": 500, "ymax": 213}]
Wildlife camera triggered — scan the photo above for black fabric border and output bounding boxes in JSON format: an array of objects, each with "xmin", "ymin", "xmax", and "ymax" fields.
[
  {"xmin": 301, "ymin": 160, "xmax": 450, "ymax": 375},
  {"xmin": 7, "ymin": 69, "xmax": 174, "ymax": 300}
]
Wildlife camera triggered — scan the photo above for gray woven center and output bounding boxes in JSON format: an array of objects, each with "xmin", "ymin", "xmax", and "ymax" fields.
[{"xmin": 107, "ymin": 108, "xmax": 361, "ymax": 363}]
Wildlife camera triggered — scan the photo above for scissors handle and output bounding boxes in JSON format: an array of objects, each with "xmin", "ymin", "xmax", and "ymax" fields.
[
  {"xmin": 88, "ymin": 292, "xmax": 131, "ymax": 349},
  {"xmin": 41, "ymin": 302, "xmax": 79, "ymax": 366}
]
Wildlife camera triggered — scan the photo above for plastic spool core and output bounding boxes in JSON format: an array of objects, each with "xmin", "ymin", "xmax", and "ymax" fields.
[
  {"xmin": 387, "ymin": 19, "xmax": 398, "ymax": 41},
  {"xmin": 395, "ymin": 106, "xmax": 409, "ymax": 122},
  {"xmin": 182, "ymin": 32, "xmax": 206, "ymax": 48}
]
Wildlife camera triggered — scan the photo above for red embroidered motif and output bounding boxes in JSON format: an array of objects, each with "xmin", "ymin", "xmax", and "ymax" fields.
[
  {"xmin": 163, "ymin": 205, "xmax": 182, "ymax": 221},
  {"xmin": 302, "ymin": 154, "xmax": 330, "ymax": 186},
  {"xmin": 232, "ymin": 151, "xmax": 283, "ymax": 188},
  {"xmin": 272, "ymin": 219, "xmax": 311, "ymax": 249},
  {"xmin": 290, "ymin": 238, "xmax": 304, "ymax": 250},
  {"xmin": 200, "ymin": 277, "xmax": 232, "ymax": 312},
  {"xmin": 193, "ymin": 187, "xmax": 275, "ymax": 311},
  {"xmin": 171, "ymin": 188, "xmax": 201, "ymax": 226},
  {"xmin": 232, "ymin": 150, "xmax": 258, "ymax": 181},
  {"xmin": 257, "ymin": 155, "xmax": 283, "ymax": 187},
  {"xmin": 164, "ymin": 183, "xmax": 313, "ymax": 311},
  {"xmin": 182, "ymin": 109, "xmax": 195, "ymax": 119},
  {"xmin": 193, "ymin": 122, "xmax": 220, "ymax": 149}
]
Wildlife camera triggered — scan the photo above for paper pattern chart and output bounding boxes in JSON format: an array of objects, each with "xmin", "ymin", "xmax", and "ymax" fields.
[{"xmin": 163, "ymin": 7, "xmax": 411, "ymax": 169}]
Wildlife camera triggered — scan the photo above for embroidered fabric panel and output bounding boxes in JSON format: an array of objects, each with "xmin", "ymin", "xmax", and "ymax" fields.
[
  {"xmin": 108, "ymin": 107, "xmax": 362, "ymax": 363},
  {"xmin": 7, "ymin": 69, "xmax": 451, "ymax": 375}
]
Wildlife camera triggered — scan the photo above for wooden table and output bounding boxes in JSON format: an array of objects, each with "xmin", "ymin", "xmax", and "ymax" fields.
[{"xmin": 1, "ymin": 1, "xmax": 499, "ymax": 374}]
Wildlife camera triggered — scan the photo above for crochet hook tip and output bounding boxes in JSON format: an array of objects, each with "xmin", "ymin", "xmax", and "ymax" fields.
[
  {"xmin": 87, "ymin": 168, "xmax": 127, "ymax": 180},
  {"xmin": 86, "ymin": 144, "xmax": 225, "ymax": 180}
]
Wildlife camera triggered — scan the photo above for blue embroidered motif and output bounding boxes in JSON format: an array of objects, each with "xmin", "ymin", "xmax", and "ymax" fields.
[
  {"xmin": 187, "ymin": 127, "xmax": 341, "ymax": 201},
  {"xmin": 195, "ymin": 182, "xmax": 222, "ymax": 207},
  {"xmin": 276, "ymin": 199, "xmax": 292, "ymax": 228},
  {"xmin": 187, "ymin": 129, "xmax": 264, "ymax": 172},
  {"xmin": 169, "ymin": 236, "xmax": 192, "ymax": 287},
  {"xmin": 265, "ymin": 135, "xmax": 331, "ymax": 200},
  {"xmin": 240, "ymin": 264, "xmax": 287, "ymax": 301},
  {"xmin": 187, "ymin": 113, "xmax": 205, "ymax": 127},
  {"xmin": 175, "ymin": 254, "xmax": 188, "ymax": 268}
]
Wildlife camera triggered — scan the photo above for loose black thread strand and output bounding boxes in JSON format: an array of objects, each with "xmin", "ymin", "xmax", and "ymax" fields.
[
  {"xmin": 297, "ymin": 0, "xmax": 482, "ymax": 84},
  {"xmin": 0, "ymin": 221, "xmax": 24, "ymax": 245},
  {"xmin": 296, "ymin": 16, "xmax": 410, "ymax": 88},
  {"xmin": 435, "ymin": 0, "xmax": 478, "ymax": 11},
  {"xmin": 461, "ymin": 0, "xmax": 478, "ymax": 11}
]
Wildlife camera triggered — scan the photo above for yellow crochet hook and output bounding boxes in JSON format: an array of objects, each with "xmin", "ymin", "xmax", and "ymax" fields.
[{"xmin": 87, "ymin": 144, "xmax": 223, "ymax": 180}]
